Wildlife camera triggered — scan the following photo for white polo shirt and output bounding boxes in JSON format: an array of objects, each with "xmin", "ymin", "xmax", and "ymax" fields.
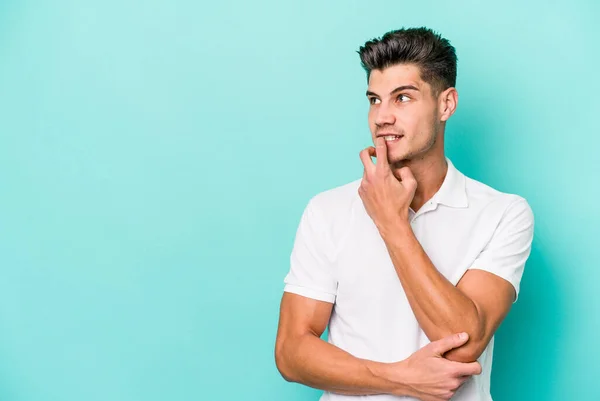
[{"xmin": 282, "ymin": 158, "xmax": 534, "ymax": 401}]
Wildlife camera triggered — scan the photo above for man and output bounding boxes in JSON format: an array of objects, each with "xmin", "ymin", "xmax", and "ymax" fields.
[{"xmin": 274, "ymin": 27, "xmax": 534, "ymax": 401}]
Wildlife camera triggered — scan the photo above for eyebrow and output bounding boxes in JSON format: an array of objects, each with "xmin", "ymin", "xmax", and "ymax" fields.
[{"xmin": 366, "ymin": 85, "xmax": 420, "ymax": 97}]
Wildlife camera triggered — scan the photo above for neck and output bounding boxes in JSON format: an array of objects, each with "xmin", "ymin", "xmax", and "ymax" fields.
[{"xmin": 391, "ymin": 154, "xmax": 448, "ymax": 213}]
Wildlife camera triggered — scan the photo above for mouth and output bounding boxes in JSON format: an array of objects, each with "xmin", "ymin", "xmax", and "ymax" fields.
[{"xmin": 377, "ymin": 134, "xmax": 404, "ymax": 143}]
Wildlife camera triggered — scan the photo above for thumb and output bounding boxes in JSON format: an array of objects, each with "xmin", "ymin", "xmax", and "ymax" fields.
[{"xmin": 431, "ymin": 332, "xmax": 469, "ymax": 355}]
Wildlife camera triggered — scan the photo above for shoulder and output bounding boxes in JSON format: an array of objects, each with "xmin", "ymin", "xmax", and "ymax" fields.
[
  {"xmin": 308, "ymin": 178, "xmax": 361, "ymax": 212},
  {"xmin": 463, "ymin": 174, "xmax": 534, "ymax": 227},
  {"xmin": 303, "ymin": 178, "xmax": 362, "ymax": 246}
]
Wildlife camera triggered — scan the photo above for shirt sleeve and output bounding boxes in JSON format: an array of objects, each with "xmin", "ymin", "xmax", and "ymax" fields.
[
  {"xmin": 283, "ymin": 198, "xmax": 338, "ymax": 303},
  {"xmin": 466, "ymin": 197, "xmax": 535, "ymax": 303}
]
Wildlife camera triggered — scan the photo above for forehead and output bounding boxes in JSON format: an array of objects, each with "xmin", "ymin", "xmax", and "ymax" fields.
[{"xmin": 367, "ymin": 63, "xmax": 428, "ymax": 93}]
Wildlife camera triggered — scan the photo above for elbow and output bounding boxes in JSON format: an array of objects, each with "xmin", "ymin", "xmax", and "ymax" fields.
[
  {"xmin": 274, "ymin": 339, "xmax": 297, "ymax": 383},
  {"xmin": 443, "ymin": 343, "xmax": 484, "ymax": 363},
  {"xmin": 443, "ymin": 331, "xmax": 488, "ymax": 363},
  {"xmin": 275, "ymin": 355, "xmax": 295, "ymax": 382},
  {"xmin": 440, "ymin": 321, "xmax": 489, "ymax": 363}
]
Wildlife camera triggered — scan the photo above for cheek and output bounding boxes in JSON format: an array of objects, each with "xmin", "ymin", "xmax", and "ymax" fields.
[
  {"xmin": 405, "ymin": 107, "xmax": 434, "ymax": 134},
  {"xmin": 395, "ymin": 112, "xmax": 418, "ymax": 134}
]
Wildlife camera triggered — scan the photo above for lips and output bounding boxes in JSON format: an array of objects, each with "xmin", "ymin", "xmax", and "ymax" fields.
[{"xmin": 377, "ymin": 134, "xmax": 404, "ymax": 142}]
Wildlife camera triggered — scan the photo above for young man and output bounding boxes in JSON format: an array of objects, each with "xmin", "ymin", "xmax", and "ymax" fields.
[{"xmin": 274, "ymin": 27, "xmax": 534, "ymax": 401}]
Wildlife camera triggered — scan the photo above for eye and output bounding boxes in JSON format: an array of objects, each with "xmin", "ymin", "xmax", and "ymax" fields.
[
  {"xmin": 397, "ymin": 94, "xmax": 410, "ymax": 103},
  {"xmin": 369, "ymin": 97, "xmax": 381, "ymax": 105}
]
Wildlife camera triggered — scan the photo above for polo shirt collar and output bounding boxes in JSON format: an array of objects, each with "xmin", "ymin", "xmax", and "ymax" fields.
[{"xmin": 432, "ymin": 158, "xmax": 469, "ymax": 208}]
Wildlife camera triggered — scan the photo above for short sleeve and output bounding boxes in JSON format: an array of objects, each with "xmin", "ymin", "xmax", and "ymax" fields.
[
  {"xmin": 283, "ymin": 198, "xmax": 338, "ymax": 303},
  {"xmin": 467, "ymin": 198, "xmax": 534, "ymax": 303}
]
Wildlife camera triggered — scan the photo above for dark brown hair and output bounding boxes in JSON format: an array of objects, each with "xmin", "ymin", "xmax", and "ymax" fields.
[{"xmin": 357, "ymin": 27, "xmax": 457, "ymax": 95}]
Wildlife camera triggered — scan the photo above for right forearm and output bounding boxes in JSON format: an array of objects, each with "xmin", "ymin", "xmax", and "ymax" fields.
[{"xmin": 277, "ymin": 334, "xmax": 410, "ymax": 397}]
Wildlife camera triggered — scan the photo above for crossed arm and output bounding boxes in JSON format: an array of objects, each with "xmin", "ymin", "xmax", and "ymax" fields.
[
  {"xmin": 275, "ymin": 200, "xmax": 532, "ymax": 396},
  {"xmin": 380, "ymin": 223, "xmax": 516, "ymax": 363},
  {"xmin": 275, "ymin": 292, "xmax": 482, "ymax": 399},
  {"xmin": 275, "ymin": 245, "xmax": 518, "ymax": 399}
]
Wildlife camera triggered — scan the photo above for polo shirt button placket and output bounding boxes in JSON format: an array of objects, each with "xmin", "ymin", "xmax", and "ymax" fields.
[
  {"xmin": 408, "ymin": 209, "xmax": 416, "ymax": 225},
  {"xmin": 411, "ymin": 201, "xmax": 438, "ymax": 224}
]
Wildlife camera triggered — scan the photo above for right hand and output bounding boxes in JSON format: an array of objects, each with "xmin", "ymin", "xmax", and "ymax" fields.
[{"xmin": 389, "ymin": 333, "xmax": 482, "ymax": 401}]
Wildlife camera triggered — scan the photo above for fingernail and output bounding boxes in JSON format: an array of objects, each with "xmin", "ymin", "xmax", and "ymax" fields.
[{"xmin": 459, "ymin": 332, "xmax": 468, "ymax": 340}]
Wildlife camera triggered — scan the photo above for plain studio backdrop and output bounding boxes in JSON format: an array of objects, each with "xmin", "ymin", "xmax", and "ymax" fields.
[{"xmin": 0, "ymin": 1, "xmax": 598, "ymax": 400}]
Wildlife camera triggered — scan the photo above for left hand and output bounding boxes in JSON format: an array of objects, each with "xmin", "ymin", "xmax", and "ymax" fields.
[{"xmin": 358, "ymin": 137, "xmax": 417, "ymax": 232}]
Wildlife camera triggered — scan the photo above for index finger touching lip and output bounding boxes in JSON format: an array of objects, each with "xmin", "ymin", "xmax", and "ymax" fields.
[{"xmin": 375, "ymin": 137, "xmax": 389, "ymax": 168}]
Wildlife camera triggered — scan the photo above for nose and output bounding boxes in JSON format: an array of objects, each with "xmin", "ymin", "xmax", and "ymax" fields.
[{"xmin": 374, "ymin": 102, "xmax": 396, "ymax": 127}]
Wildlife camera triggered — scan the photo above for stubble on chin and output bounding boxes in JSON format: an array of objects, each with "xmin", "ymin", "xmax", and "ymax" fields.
[{"xmin": 388, "ymin": 131, "xmax": 439, "ymax": 170}]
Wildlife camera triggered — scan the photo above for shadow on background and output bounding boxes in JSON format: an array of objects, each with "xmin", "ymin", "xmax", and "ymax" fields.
[{"xmin": 491, "ymin": 242, "xmax": 563, "ymax": 401}]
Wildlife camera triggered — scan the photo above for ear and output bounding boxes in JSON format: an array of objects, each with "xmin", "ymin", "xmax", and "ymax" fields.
[{"xmin": 439, "ymin": 87, "xmax": 458, "ymax": 122}]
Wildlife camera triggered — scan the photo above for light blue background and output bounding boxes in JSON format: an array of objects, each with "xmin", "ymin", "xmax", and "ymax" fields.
[{"xmin": 0, "ymin": 1, "xmax": 598, "ymax": 400}]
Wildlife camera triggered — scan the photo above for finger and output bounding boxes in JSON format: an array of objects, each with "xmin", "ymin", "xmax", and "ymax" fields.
[
  {"xmin": 367, "ymin": 146, "xmax": 376, "ymax": 158},
  {"xmin": 430, "ymin": 332, "xmax": 469, "ymax": 355},
  {"xmin": 398, "ymin": 166, "xmax": 418, "ymax": 191},
  {"xmin": 456, "ymin": 375, "xmax": 470, "ymax": 386},
  {"xmin": 447, "ymin": 360, "xmax": 482, "ymax": 379},
  {"xmin": 457, "ymin": 361, "xmax": 482, "ymax": 377},
  {"xmin": 397, "ymin": 166, "xmax": 415, "ymax": 182},
  {"xmin": 375, "ymin": 137, "xmax": 389, "ymax": 170},
  {"xmin": 359, "ymin": 147, "xmax": 377, "ymax": 174}
]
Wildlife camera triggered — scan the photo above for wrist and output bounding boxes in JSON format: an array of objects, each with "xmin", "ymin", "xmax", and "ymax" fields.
[
  {"xmin": 378, "ymin": 216, "xmax": 412, "ymax": 243},
  {"xmin": 363, "ymin": 360, "xmax": 413, "ymax": 397}
]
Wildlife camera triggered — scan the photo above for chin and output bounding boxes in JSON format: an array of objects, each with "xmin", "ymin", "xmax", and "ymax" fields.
[{"xmin": 388, "ymin": 151, "xmax": 410, "ymax": 165}]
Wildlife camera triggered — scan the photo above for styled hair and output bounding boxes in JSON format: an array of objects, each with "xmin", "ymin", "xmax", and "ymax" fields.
[{"xmin": 357, "ymin": 27, "xmax": 457, "ymax": 95}]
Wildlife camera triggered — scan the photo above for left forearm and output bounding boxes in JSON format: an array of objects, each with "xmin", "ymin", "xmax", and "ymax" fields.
[{"xmin": 381, "ymin": 222, "xmax": 484, "ymax": 352}]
